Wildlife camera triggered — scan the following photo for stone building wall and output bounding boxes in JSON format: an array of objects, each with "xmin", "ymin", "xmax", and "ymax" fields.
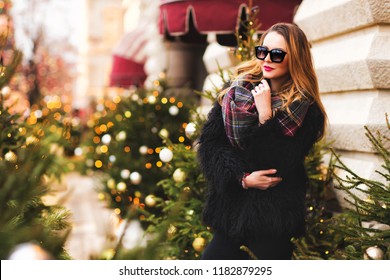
[{"xmin": 294, "ymin": 0, "xmax": 390, "ymax": 207}]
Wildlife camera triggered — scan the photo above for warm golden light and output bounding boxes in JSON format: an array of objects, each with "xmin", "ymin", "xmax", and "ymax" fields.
[
  {"xmin": 124, "ymin": 111, "xmax": 132, "ymax": 118},
  {"xmin": 95, "ymin": 160, "xmax": 103, "ymax": 168},
  {"xmin": 100, "ymin": 145, "xmax": 108, "ymax": 153}
]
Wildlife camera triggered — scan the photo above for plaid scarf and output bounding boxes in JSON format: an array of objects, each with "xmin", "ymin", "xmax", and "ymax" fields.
[
  {"xmin": 222, "ymin": 81, "xmax": 258, "ymax": 149},
  {"xmin": 222, "ymin": 80, "xmax": 310, "ymax": 149}
]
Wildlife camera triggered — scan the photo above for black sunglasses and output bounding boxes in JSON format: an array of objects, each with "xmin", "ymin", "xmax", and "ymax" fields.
[{"xmin": 255, "ymin": 46, "xmax": 287, "ymax": 63}]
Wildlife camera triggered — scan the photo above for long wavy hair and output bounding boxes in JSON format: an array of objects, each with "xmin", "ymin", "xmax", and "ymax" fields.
[{"xmin": 219, "ymin": 22, "xmax": 327, "ymax": 139}]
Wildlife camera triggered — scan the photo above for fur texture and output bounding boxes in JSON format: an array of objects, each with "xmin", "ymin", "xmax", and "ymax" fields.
[{"xmin": 197, "ymin": 101, "xmax": 324, "ymax": 241}]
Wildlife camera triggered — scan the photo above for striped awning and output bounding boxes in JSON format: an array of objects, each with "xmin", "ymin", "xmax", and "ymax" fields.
[{"xmin": 109, "ymin": 22, "xmax": 148, "ymax": 88}]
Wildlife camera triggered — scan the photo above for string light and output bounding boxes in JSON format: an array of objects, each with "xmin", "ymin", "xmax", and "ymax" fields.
[
  {"xmin": 93, "ymin": 136, "xmax": 100, "ymax": 144},
  {"xmin": 115, "ymin": 114, "xmax": 123, "ymax": 121},
  {"xmin": 113, "ymin": 96, "xmax": 121, "ymax": 104},
  {"xmin": 95, "ymin": 160, "xmax": 103, "ymax": 168},
  {"xmin": 124, "ymin": 111, "xmax": 132, "ymax": 118},
  {"xmin": 100, "ymin": 145, "xmax": 108, "ymax": 153}
]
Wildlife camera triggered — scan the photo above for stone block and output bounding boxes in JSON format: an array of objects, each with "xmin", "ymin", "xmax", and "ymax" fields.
[
  {"xmin": 322, "ymin": 90, "xmax": 390, "ymax": 152},
  {"xmin": 311, "ymin": 26, "xmax": 390, "ymax": 93},
  {"xmin": 295, "ymin": 0, "xmax": 390, "ymax": 42}
]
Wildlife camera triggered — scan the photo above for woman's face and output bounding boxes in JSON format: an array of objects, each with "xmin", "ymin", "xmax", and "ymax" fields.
[{"xmin": 259, "ymin": 31, "xmax": 290, "ymax": 82}]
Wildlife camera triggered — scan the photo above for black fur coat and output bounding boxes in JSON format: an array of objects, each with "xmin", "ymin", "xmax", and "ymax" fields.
[{"xmin": 197, "ymin": 101, "xmax": 324, "ymax": 240}]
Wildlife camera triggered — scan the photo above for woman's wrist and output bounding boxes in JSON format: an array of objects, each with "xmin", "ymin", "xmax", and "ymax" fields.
[
  {"xmin": 241, "ymin": 172, "xmax": 251, "ymax": 189},
  {"xmin": 259, "ymin": 110, "xmax": 272, "ymax": 124}
]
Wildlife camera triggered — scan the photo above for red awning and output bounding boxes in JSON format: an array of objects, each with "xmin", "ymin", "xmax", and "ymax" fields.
[
  {"xmin": 109, "ymin": 55, "xmax": 146, "ymax": 88},
  {"xmin": 109, "ymin": 24, "xmax": 148, "ymax": 88},
  {"xmin": 159, "ymin": 0, "xmax": 301, "ymax": 37}
]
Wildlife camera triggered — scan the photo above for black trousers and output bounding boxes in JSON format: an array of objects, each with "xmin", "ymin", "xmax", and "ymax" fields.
[{"xmin": 201, "ymin": 231, "xmax": 293, "ymax": 260}]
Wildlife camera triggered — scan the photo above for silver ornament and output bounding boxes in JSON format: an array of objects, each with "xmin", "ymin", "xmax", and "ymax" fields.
[
  {"xmin": 364, "ymin": 246, "xmax": 384, "ymax": 260},
  {"xmin": 185, "ymin": 122, "xmax": 197, "ymax": 138},
  {"xmin": 169, "ymin": 105, "xmax": 179, "ymax": 116},
  {"xmin": 159, "ymin": 148, "xmax": 173, "ymax": 162},
  {"xmin": 8, "ymin": 243, "xmax": 52, "ymax": 260},
  {"xmin": 130, "ymin": 172, "xmax": 142, "ymax": 185}
]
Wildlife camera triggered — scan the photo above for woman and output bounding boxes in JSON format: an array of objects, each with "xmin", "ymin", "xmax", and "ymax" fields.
[{"xmin": 198, "ymin": 23, "xmax": 327, "ymax": 260}]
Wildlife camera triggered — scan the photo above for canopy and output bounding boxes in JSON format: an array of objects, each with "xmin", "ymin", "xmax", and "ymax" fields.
[
  {"xmin": 109, "ymin": 55, "xmax": 146, "ymax": 88},
  {"xmin": 159, "ymin": 0, "xmax": 302, "ymax": 44},
  {"xmin": 109, "ymin": 23, "xmax": 148, "ymax": 88}
]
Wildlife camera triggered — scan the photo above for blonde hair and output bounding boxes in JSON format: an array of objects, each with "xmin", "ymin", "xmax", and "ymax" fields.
[{"xmin": 219, "ymin": 22, "xmax": 327, "ymax": 139}]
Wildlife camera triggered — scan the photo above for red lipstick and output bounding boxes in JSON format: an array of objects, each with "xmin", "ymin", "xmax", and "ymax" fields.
[{"xmin": 263, "ymin": 66, "xmax": 274, "ymax": 72}]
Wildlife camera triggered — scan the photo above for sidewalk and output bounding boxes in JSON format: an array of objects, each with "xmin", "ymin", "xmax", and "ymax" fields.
[{"xmin": 44, "ymin": 172, "xmax": 144, "ymax": 259}]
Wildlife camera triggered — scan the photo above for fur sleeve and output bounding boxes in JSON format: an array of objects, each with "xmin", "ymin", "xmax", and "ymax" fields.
[{"xmin": 197, "ymin": 102, "xmax": 245, "ymax": 194}]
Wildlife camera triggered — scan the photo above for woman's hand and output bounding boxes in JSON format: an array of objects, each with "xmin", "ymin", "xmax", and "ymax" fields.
[
  {"xmin": 243, "ymin": 169, "xmax": 282, "ymax": 190},
  {"xmin": 251, "ymin": 79, "xmax": 272, "ymax": 124}
]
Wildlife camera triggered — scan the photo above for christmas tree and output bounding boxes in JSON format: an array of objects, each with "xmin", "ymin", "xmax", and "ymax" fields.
[
  {"xmin": 327, "ymin": 119, "xmax": 390, "ymax": 260},
  {"xmin": 293, "ymin": 117, "xmax": 390, "ymax": 260},
  {"xmin": 81, "ymin": 81, "xmax": 195, "ymax": 222},
  {"xmin": 0, "ymin": 0, "xmax": 72, "ymax": 259}
]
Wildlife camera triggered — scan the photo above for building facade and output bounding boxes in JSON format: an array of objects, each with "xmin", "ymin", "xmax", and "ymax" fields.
[{"xmin": 295, "ymin": 0, "xmax": 390, "ymax": 207}]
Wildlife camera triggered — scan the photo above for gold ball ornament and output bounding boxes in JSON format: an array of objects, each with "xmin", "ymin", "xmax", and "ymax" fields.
[
  {"xmin": 145, "ymin": 195, "xmax": 157, "ymax": 207},
  {"xmin": 185, "ymin": 122, "xmax": 197, "ymax": 139},
  {"xmin": 364, "ymin": 246, "xmax": 384, "ymax": 260},
  {"xmin": 159, "ymin": 128, "xmax": 169, "ymax": 139},
  {"xmin": 4, "ymin": 151, "xmax": 17, "ymax": 162},
  {"xmin": 148, "ymin": 95, "xmax": 157, "ymax": 104},
  {"xmin": 116, "ymin": 182, "xmax": 127, "ymax": 192},
  {"xmin": 192, "ymin": 237, "xmax": 206, "ymax": 253},
  {"xmin": 115, "ymin": 131, "xmax": 127, "ymax": 141},
  {"xmin": 173, "ymin": 168, "xmax": 187, "ymax": 183},
  {"xmin": 1, "ymin": 86, "xmax": 11, "ymax": 97},
  {"xmin": 26, "ymin": 135, "xmax": 39, "ymax": 146},
  {"xmin": 107, "ymin": 179, "xmax": 116, "ymax": 189},
  {"xmin": 167, "ymin": 224, "xmax": 177, "ymax": 238}
]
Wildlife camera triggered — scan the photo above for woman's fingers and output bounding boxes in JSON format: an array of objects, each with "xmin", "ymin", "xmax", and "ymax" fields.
[
  {"xmin": 261, "ymin": 79, "xmax": 270, "ymax": 91},
  {"xmin": 246, "ymin": 169, "xmax": 282, "ymax": 190},
  {"xmin": 257, "ymin": 169, "xmax": 278, "ymax": 175}
]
